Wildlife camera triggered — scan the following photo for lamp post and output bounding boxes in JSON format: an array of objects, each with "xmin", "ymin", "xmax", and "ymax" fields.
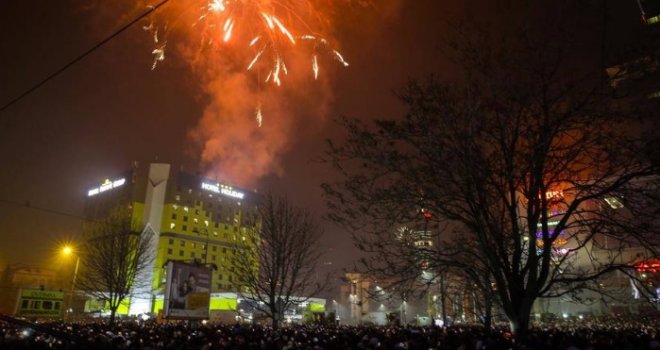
[{"xmin": 61, "ymin": 245, "xmax": 80, "ymax": 321}]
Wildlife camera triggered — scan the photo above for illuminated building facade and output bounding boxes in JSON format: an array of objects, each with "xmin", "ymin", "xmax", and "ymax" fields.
[{"xmin": 83, "ymin": 163, "xmax": 260, "ymax": 316}]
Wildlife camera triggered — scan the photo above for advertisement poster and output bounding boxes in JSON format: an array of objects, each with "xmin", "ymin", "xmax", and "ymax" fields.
[
  {"xmin": 164, "ymin": 261, "xmax": 211, "ymax": 319},
  {"xmin": 15, "ymin": 289, "xmax": 65, "ymax": 318}
]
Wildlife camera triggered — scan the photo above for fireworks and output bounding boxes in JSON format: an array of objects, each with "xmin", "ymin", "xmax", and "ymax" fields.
[{"xmin": 146, "ymin": 0, "xmax": 349, "ymax": 84}]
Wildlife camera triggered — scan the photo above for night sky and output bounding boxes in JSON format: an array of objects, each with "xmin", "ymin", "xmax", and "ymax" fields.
[{"xmin": 0, "ymin": 1, "xmax": 645, "ymax": 276}]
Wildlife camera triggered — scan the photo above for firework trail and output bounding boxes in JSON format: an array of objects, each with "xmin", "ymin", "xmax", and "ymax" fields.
[
  {"xmin": 127, "ymin": 0, "xmax": 399, "ymax": 186},
  {"xmin": 145, "ymin": 0, "xmax": 349, "ymax": 84}
]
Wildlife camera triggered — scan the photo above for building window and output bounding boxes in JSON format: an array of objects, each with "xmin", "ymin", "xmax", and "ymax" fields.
[
  {"xmin": 201, "ymin": 254, "xmax": 207, "ymax": 259},
  {"xmin": 179, "ymin": 250, "xmax": 184, "ymax": 257},
  {"xmin": 180, "ymin": 240, "xmax": 185, "ymax": 247},
  {"xmin": 169, "ymin": 239, "xmax": 174, "ymax": 245},
  {"xmin": 218, "ymin": 274, "xmax": 223, "ymax": 280},
  {"xmin": 191, "ymin": 252, "xmax": 196, "ymax": 258},
  {"xmin": 175, "ymin": 195, "xmax": 180, "ymax": 201},
  {"xmin": 183, "ymin": 216, "xmax": 188, "ymax": 222},
  {"xmin": 228, "ymin": 275, "xmax": 233, "ymax": 281},
  {"xmin": 212, "ymin": 246, "xmax": 217, "ymax": 252},
  {"xmin": 167, "ymin": 248, "xmax": 173, "ymax": 255},
  {"xmin": 171, "ymin": 213, "xmax": 177, "ymax": 220},
  {"xmin": 182, "ymin": 225, "xmax": 187, "ymax": 231},
  {"xmin": 192, "ymin": 243, "xmax": 196, "ymax": 248},
  {"xmin": 211, "ymin": 255, "xmax": 216, "ymax": 261},
  {"xmin": 222, "ymin": 248, "xmax": 227, "ymax": 253},
  {"xmin": 195, "ymin": 209, "xmax": 200, "ymax": 215},
  {"xmin": 215, "ymin": 222, "xmax": 219, "ymax": 228},
  {"xmin": 217, "ymin": 283, "xmax": 222, "ymax": 289}
]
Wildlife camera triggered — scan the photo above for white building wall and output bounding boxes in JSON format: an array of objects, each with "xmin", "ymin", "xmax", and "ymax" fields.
[{"xmin": 129, "ymin": 163, "xmax": 170, "ymax": 315}]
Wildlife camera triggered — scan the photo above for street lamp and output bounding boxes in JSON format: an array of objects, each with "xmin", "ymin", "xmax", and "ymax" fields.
[{"xmin": 61, "ymin": 245, "xmax": 80, "ymax": 321}]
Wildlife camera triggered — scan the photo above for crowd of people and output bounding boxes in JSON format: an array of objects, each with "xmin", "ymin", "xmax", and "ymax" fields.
[{"xmin": 1, "ymin": 317, "xmax": 659, "ymax": 350}]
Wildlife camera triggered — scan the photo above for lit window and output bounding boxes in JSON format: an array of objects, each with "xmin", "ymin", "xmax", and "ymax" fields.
[
  {"xmin": 170, "ymin": 223, "xmax": 175, "ymax": 229},
  {"xmin": 184, "ymin": 207, "xmax": 189, "ymax": 212}
]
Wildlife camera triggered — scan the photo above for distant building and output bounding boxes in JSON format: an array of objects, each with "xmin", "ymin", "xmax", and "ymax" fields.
[
  {"xmin": 0, "ymin": 264, "xmax": 64, "ymax": 315},
  {"xmin": 83, "ymin": 163, "xmax": 261, "ymax": 317}
]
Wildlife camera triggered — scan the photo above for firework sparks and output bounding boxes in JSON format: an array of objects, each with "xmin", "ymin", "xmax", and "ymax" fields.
[
  {"xmin": 146, "ymin": 0, "xmax": 349, "ymax": 84},
  {"xmin": 151, "ymin": 45, "xmax": 166, "ymax": 70},
  {"xmin": 256, "ymin": 103, "xmax": 263, "ymax": 127}
]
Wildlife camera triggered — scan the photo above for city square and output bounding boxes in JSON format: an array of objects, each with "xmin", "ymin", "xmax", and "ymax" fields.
[{"xmin": 1, "ymin": 1, "xmax": 659, "ymax": 349}]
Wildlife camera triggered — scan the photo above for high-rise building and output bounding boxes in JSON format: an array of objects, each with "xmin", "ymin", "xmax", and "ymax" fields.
[{"xmin": 83, "ymin": 163, "xmax": 260, "ymax": 317}]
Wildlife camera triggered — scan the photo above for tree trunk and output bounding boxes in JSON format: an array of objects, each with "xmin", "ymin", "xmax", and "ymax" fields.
[
  {"xmin": 109, "ymin": 306, "xmax": 118, "ymax": 326},
  {"xmin": 440, "ymin": 274, "xmax": 448, "ymax": 326},
  {"xmin": 483, "ymin": 295, "xmax": 493, "ymax": 333},
  {"xmin": 272, "ymin": 314, "xmax": 280, "ymax": 330},
  {"xmin": 507, "ymin": 300, "xmax": 533, "ymax": 345}
]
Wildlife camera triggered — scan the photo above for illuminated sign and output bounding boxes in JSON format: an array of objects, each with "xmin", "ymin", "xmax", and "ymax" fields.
[
  {"xmin": 201, "ymin": 182, "xmax": 245, "ymax": 199},
  {"xmin": 88, "ymin": 178, "xmax": 126, "ymax": 197},
  {"xmin": 546, "ymin": 190, "xmax": 563, "ymax": 200}
]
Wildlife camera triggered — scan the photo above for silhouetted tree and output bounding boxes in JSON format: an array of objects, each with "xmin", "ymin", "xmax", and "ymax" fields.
[
  {"xmin": 233, "ymin": 195, "xmax": 327, "ymax": 329},
  {"xmin": 77, "ymin": 210, "xmax": 154, "ymax": 325},
  {"xmin": 323, "ymin": 5, "xmax": 660, "ymax": 340}
]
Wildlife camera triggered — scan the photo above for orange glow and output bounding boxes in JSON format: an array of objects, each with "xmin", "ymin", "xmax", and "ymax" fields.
[
  {"xmin": 145, "ymin": 0, "xmax": 348, "ymax": 85},
  {"xmin": 136, "ymin": 1, "xmax": 402, "ymax": 186}
]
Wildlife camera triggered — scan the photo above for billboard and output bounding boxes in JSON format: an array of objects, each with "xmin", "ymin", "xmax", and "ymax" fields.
[
  {"xmin": 15, "ymin": 289, "xmax": 65, "ymax": 318},
  {"xmin": 164, "ymin": 261, "xmax": 211, "ymax": 319}
]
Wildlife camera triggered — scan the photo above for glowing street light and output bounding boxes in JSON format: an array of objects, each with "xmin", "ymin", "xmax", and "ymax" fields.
[{"xmin": 60, "ymin": 244, "xmax": 80, "ymax": 321}]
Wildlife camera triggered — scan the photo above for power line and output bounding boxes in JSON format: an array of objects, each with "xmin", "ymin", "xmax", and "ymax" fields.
[
  {"xmin": 0, "ymin": 199, "xmax": 85, "ymax": 221},
  {"xmin": 0, "ymin": 0, "xmax": 171, "ymax": 115}
]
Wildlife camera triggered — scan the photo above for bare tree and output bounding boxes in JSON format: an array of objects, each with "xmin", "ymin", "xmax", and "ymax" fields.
[
  {"xmin": 323, "ymin": 6, "xmax": 660, "ymax": 341},
  {"xmin": 76, "ymin": 209, "xmax": 154, "ymax": 325},
  {"xmin": 233, "ymin": 195, "xmax": 327, "ymax": 329}
]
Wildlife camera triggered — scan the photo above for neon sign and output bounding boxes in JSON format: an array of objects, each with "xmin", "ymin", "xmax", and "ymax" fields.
[
  {"xmin": 201, "ymin": 182, "xmax": 245, "ymax": 199},
  {"xmin": 88, "ymin": 178, "xmax": 126, "ymax": 197}
]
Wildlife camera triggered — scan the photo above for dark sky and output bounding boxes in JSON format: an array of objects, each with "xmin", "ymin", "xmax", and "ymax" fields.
[{"xmin": 0, "ymin": 0, "xmax": 645, "ymax": 275}]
